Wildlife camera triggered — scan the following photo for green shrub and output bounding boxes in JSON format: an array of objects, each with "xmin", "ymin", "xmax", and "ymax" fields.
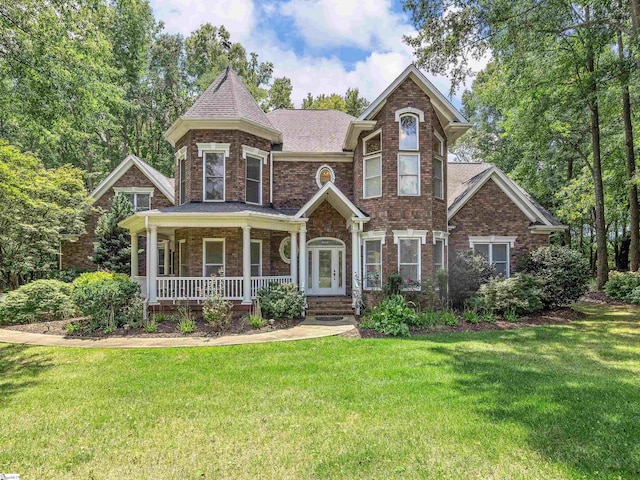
[
  {"xmin": 404, "ymin": 277, "xmax": 442, "ymax": 311},
  {"xmin": 604, "ymin": 271, "xmax": 640, "ymax": 301},
  {"xmin": 177, "ymin": 317, "xmax": 195, "ymax": 334},
  {"xmin": 482, "ymin": 311, "xmax": 496, "ymax": 323},
  {"xmin": 72, "ymin": 276, "xmax": 139, "ymax": 332},
  {"xmin": 122, "ymin": 296, "xmax": 145, "ymax": 328},
  {"xmin": 473, "ymin": 274, "xmax": 543, "ymax": 315},
  {"xmin": 203, "ymin": 292, "xmax": 233, "ymax": 331},
  {"xmin": 257, "ymin": 283, "xmax": 305, "ymax": 319},
  {"xmin": 448, "ymin": 251, "xmax": 494, "ymax": 307},
  {"xmin": 519, "ymin": 246, "xmax": 590, "ymax": 307},
  {"xmin": 65, "ymin": 321, "xmax": 82, "ymax": 334},
  {"xmin": 382, "ymin": 272, "xmax": 404, "ymax": 296},
  {"xmin": 73, "ymin": 271, "xmax": 129, "ymax": 288},
  {"xmin": 143, "ymin": 317, "xmax": 158, "ymax": 333},
  {"xmin": 249, "ymin": 315, "xmax": 266, "ymax": 329},
  {"xmin": 463, "ymin": 310, "xmax": 479, "ymax": 324},
  {"xmin": 626, "ymin": 286, "xmax": 640, "ymax": 304},
  {"xmin": 0, "ymin": 280, "xmax": 76, "ymax": 325},
  {"xmin": 152, "ymin": 313, "xmax": 167, "ymax": 323},
  {"xmin": 441, "ymin": 310, "xmax": 459, "ymax": 326},
  {"xmin": 48, "ymin": 268, "xmax": 84, "ymax": 283},
  {"xmin": 363, "ymin": 294, "xmax": 413, "ymax": 336},
  {"xmin": 504, "ymin": 309, "xmax": 519, "ymax": 322},
  {"xmin": 413, "ymin": 310, "xmax": 440, "ymax": 327}
]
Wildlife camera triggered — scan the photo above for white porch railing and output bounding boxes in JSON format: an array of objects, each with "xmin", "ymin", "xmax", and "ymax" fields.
[{"xmin": 155, "ymin": 276, "xmax": 293, "ymax": 301}]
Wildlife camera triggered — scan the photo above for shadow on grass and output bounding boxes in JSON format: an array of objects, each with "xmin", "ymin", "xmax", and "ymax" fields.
[
  {"xmin": 428, "ymin": 320, "xmax": 640, "ymax": 478},
  {"xmin": 0, "ymin": 343, "xmax": 52, "ymax": 404}
]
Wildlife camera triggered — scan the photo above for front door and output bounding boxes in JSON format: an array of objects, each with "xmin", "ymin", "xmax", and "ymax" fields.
[{"xmin": 307, "ymin": 238, "xmax": 346, "ymax": 296}]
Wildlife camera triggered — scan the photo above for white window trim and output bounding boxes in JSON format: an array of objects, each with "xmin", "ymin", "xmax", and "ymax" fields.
[
  {"xmin": 178, "ymin": 239, "xmax": 187, "ymax": 277},
  {"xmin": 250, "ymin": 239, "xmax": 262, "ymax": 277},
  {"xmin": 279, "ymin": 237, "xmax": 291, "ymax": 264},
  {"xmin": 202, "ymin": 238, "xmax": 225, "ymax": 277},
  {"xmin": 392, "ymin": 230, "xmax": 428, "ymax": 245},
  {"xmin": 363, "ymin": 154, "xmax": 382, "ymax": 199},
  {"xmin": 398, "ymin": 113, "xmax": 420, "ymax": 151},
  {"xmin": 433, "ymin": 131, "xmax": 445, "ymax": 158},
  {"xmin": 175, "ymin": 146, "xmax": 187, "ymax": 161},
  {"xmin": 197, "ymin": 143, "xmax": 230, "ymax": 157},
  {"xmin": 315, "ymin": 164, "xmax": 336, "ymax": 188},
  {"xmin": 394, "ymin": 107, "xmax": 425, "ymax": 122},
  {"xmin": 468, "ymin": 236, "xmax": 517, "ymax": 248},
  {"xmin": 362, "ymin": 128, "xmax": 382, "ymax": 156},
  {"xmin": 179, "ymin": 158, "xmax": 187, "ymax": 205},
  {"xmin": 158, "ymin": 242, "xmax": 167, "ymax": 276},
  {"xmin": 472, "ymin": 242, "xmax": 511, "ymax": 278},
  {"xmin": 201, "ymin": 149, "xmax": 226, "ymax": 202},
  {"xmin": 245, "ymin": 154, "xmax": 263, "ymax": 205},
  {"xmin": 432, "ymin": 230, "xmax": 449, "ymax": 245},
  {"xmin": 434, "ymin": 239, "xmax": 445, "ymax": 272},
  {"xmin": 433, "ymin": 157, "xmax": 444, "ymax": 200},
  {"xmin": 397, "ymin": 153, "xmax": 421, "ymax": 196},
  {"xmin": 361, "ymin": 231, "xmax": 386, "ymax": 291},
  {"xmin": 114, "ymin": 188, "xmax": 153, "ymax": 212},
  {"xmin": 241, "ymin": 145, "xmax": 268, "ymax": 164}
]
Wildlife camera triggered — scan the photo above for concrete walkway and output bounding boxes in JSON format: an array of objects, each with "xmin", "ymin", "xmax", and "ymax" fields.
[{"xmin": 0, "ymin": 317, "xmax": 356, "ymax": 349}]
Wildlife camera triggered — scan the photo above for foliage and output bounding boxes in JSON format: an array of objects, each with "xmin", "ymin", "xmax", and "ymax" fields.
[
  {"xmin": 463, "ymin": 310, "xmax": 480, "ymax": 324},
  {"xmin": 123, "ymin": 295, "xmax": 145, "ymax": 328},
  {"xmin": 0, "ymin": 280, "xmax": 76, "ymax": 325},
  {"xmin": 504, "ymin": 309, "xmax": 519, "ymax": 323},
  {"xmin": 257, "ymin": 283, "xmax": 305, "ymax": 319},
  {"xmin": 441, "ymin": 310, "xmax": 459, "ymax": 326},
  {"xmin": 72, "ymin": 276, "xmax": 140, "ymax": 332},
  {"xmin": 519, "ymin": 246, "xmax": 591, "ymax": 308},
  {"xmin": 413, "ymin": 310, "xmax": 440, "ymax": 327},
  {"xmin": 47, "ymin": 268, "xmax": 85, "ymax": 284},
  {"xmin": 403, "ymin": 277, "xmax": 441, "ymax": 311},
  {"xmin": 65, "ymin": 321, "xmax": 82, "ymax": 334},
  {"xmin": 302, "ymin": 87, "xmax": 370, "ymax": 116},
  {"xmin": 202, "ymin": 292, "xmax": 233, "ymax": 331},
  {"xmin": 152, "ymin": 312, "xmax": 167, "ymax": 323},
  {"xmin": 448, "ymin": 251, "xmax": 494, "ymax": 307},
  {"xmin": 0, "ymin": 142, "xmax": 89, "ymax": 289},
  {"xmin": 382, "ymin": 272, "xmax": 404, "ymax": 297},
  {"xmin": 177, "ymin": 317, "xmax": 196, "ymax": 334},
  {"xmin": 266, "ymin": 77, "xmax": 294, "ymax": 110},
  {"xmin": 248, "ymin": 315, "xmax": 266, "ymax": 329},
  {"xmin": 482, "ymin": 311, "xmax": 496, "ymax": 323},
  {"xmin": 143, "ymin": 317, "xmax": 158, "ymax": 333},
  {"xmin": 604, "ymin": 271, "xmax": 640, "ymax": 301},
  {"xmin": 362, "ymin": 295, "xmax": 414, "ymax": 337},
  {"xmin": 73, "ymin": 271, "xmax": 130, "ymax": 287},
  {"xmin": 474, "ymin": 274, "xmax": 543, "ymax": 316},
  {"xmin": 92, "ymin": 194, "xmax": 135, "ymax": 274}
]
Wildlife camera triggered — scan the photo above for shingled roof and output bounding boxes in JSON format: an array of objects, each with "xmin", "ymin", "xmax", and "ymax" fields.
[
  {"xmin": 183, "ymin": 67, "xmax": 275, "ymax": 131},
  {"xmin": 267, "ymin": 109, "xmax": 355, "ymax": 152}
]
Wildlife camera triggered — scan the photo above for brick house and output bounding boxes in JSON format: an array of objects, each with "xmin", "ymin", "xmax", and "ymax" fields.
[{"xmin": 64, "ymin": 64, "xmax": 565, "ymax": 312}]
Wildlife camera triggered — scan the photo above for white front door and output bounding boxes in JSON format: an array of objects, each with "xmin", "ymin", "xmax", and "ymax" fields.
[{"xmin": 307, "ymin": 239, "xmax": 346, "ymax": 296}]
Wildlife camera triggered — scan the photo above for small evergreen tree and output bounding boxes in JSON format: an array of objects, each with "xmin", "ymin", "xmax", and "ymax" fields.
[{"xmin": 92, "ymin": 194, "xmax": 135, "ymax": 273}]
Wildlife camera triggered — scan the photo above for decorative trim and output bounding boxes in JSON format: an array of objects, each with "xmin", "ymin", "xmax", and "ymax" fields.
[
  {"xmin": 296, "ymin": 181, "xmax": 368, "ymax": 220},
  {"xmin": 395, "ymin": 107, "xmax": 425, "ymax": 122},
  {"xmin": 113, "ymin": 186, "xmax": 155, "ymax": 196},
  {"xmin": 279, "ymin": 237, "xmax": 291, "ymax": 264},
  {"xmin": 361, "ymin": 230, "xmax": 386, "ymax": 244},
  {"xmin": 242, "ymin": 145, "xmax": 269, "ymax": 165},
  {"xmin": 468, "ymin": 235, "xmax": 517, "ymax": 247},
  {"xmin": 197, "ymin": 143, "xmax": 230, "ymax": 157},
  {"xmin": 432, "ymin": 230, "xmax": 449, "ymax": 246},
  {"xmin": 164, "ymin": 117, "xmax": 282, "ymax": 147},
  {"xmin": 174, "ymin": 146, "xmax": 187, "ymax": 161},
  {"xmin": 315, "ymin": 164, "xmax": 335, "ymax": 188},
  {"xmin": 392, "ymin": 229, "xmax": 428, "ymax": 244}
]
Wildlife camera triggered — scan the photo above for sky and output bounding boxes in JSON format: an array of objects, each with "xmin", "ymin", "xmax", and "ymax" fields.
[{"xmin": 149, "ymin": 0, "xmax": 489, "ymax": 110}]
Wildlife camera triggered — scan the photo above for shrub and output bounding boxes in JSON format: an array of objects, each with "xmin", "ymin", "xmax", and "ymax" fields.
[
  {"xmin": 473, "ymin": 274, "xmax": 543, "ymax": 315},
  {"xmin": 177, "ymin": 317, "xmax": 195, "ymax": 334},
  {"xmin": 626, "ymin": 286, "xmax": 640, "ymax": 304},
  {"xmin": 48, "ymin": 268, "xmax": 84, "ymax": 283},
  {"xmin": 519, "ymin": 245, "xmax": 590, "ymax": 307},
  {"xmin": 0, "ymin": 280, "xmax": 76, "ymax": 325},
  {"xmin": 72, "ymin": 276, "xmax": 139, "ymax": 332},
  {"xmin": 463, "ymin": 310, "xmax": 479, "ymax": 324},
  {"xmin": 404, "ymin": 277, "xmax": 441, "ymax": 311},
  {"xmin": 363, "ymin": 294, "xmax": 414, "ymax": 336},
  {"xmin": 482, "ymin": 311, "xmax": 496, "ymax": 323},
  {"xmin": 203, "ymin": 292, "xmax": 233, "ymax": 331},
  {"xmin": 143, "ymin": 316, "xmax": 158, "ymax": 333},
  {"xmin": 413, "ymin": 310, "xmax": 440, "ymax": 327},
  {"xmin": 504, "ymin": 309, "xmax": 519, "ymax": 322},
  {"xmin": 448, "ymin": 251, "xmax": 494, "ymax": 307},
  {"xmin": 382, "ymin": 272, "xmax": 404, "ymax": 296},
  {"xmin": 257, "ymin": 283, "xmax": 305, "ymax": 319},
  {"xmin": 73, "ymin": 271, "xmax": 129, "ymax": 288},
  {"xmin": 604, "ymin": 271, "xmax": 640, "ymax": 301},
  {"xmin": 123, "ymin": 295, "xmax": 145, "ymax": 328},
  {"xmin": 152, "ymin": 313, "xmax": 167, "ymax": 323},
  {"xmin": 65, "ymin": 321, "xmax": 82, "ymax": 334},
  {"xmin": 249, "ymin": 315, "xmax": 266, "ymax": 329},
  {"xmin": 441, "ymin": 310, "xmax": 459, "ymax": 326}
]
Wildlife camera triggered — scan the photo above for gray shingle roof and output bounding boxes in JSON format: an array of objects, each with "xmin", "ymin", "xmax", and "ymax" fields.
[
  {"xmin": 184, "ymin": 67, "xmax": 275, "ymax": 131},
  {"xmin": 266, "ymin": 109, "xmax": 355, "ymax": 152},
  {"xmin": 153, "ymin": 201, "xmax": 296, "ymax": 217}
]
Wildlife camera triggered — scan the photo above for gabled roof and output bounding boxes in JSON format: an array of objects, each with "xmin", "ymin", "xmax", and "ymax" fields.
[
  {"xmin": 91, "ymin": 155, "xmax": 175, "ymax": 205},
  {"xmin": 267, "ymin": 109, "xmax": 354, "ymax": 152},
  {"xmin": 447, "ymin": 162, "xmax": 564, "ymax": 229},
  {"xmin": 353, "ymin": 64, "xmax": 472, "ymax": 146},
  {"xmin": 295, "ymin": 181, "xmax": 368, "ymax": 221}
]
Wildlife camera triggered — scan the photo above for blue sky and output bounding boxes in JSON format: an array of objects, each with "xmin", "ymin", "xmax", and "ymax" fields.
[{"xmin": 149, "ymin": 0, "xmax": 487, "ymax": 109}]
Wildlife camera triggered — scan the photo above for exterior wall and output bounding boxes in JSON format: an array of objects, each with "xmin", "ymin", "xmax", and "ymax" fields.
[
  {"xmin": 61, "ymin": 165, "xmax": 173, "ymax": 272},
  {"xmin": 175, "ymin": 130, "xmax": 272, "ymax": 205},
  {"xmin": 353, "ymin": 76, "xmax": 448, "ymax": 285},
  {"xmin": 448, "ymin": 179, "xmax": 550, "ymax": 271}
]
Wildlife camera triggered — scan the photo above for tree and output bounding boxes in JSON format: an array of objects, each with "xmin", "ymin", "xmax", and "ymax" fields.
[
  {"xmin": 302, "ymin": 88, "xmax": 369, "ymax": 116},
  {"xmin": 92, "ymin": 194, "xmax": 135, "ymax": 274},
  {"xmin": 267, "ymin": 77, "xmax": 294, "ymax": 110},
  {"xmin": 0, "ymin": 142, "xmax": 89, "ymax": 289}
]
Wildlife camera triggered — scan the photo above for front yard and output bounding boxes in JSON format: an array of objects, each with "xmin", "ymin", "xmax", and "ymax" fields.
[{"xmin": 1, "ymin": 303, "xmax": 639, "ymax": 479}]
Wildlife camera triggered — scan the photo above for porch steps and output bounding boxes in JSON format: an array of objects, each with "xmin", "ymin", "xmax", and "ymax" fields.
[{"xmin": 306, "ymin": 296, "xmax": 354, "ymax": 317}]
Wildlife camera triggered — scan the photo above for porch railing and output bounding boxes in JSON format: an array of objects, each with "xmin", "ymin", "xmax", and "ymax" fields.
[{"xmin": 155, "ymin": 276, "xmax": 293, "ymax": 301}]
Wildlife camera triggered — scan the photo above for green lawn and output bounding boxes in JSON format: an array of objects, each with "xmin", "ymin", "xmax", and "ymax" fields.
[{"xmin": 2, "ymin": 305, "xmax": 640, "ymax": 479}]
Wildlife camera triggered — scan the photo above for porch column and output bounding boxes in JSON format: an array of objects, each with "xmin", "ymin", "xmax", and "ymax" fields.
[
  {"xmin": 290, "ymin": 231, "xmax": 298, "ymax": 285},
  {"xmin": 130, "ymin": 233, "xmax": 138, "ymax": 278},
  {"xmin": 242, "ymin": 225, "xmax": 252, "ymax": 305},
  {"xmin": 299, "ymin": 226, "xmax": 307, "ymax": 293},
  {"xmin": 148, "ymin": 225, "xmax": 158, "ymax": 303},
  {"xmin": 163, "ymin": 240, "xmax": 170, "ymax": 276},
  {"xmin": 351, "ymin": 222, "xmax": 360, "ymax": 307}
]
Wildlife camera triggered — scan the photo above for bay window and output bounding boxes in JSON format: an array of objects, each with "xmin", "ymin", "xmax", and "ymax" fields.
[
  {"xmin": 363, "ymin": 239, "xmax": 383, "ymax": 289},
  {"xmin": 251, "ymin": 240, "xmax": 262, "ymax": 276},
  {"xmin": 204, "ymin": 152, "xmax": 225, "ymax": 201},
  {"xmin": 398, "ymin": 154, "xmax": 420, "ymax": 196},
  {"xmin": 364, "ymin": 155, "xmax": 382, "ymax": 198},
  {"xmin": 398, "ymin": 238, "xmax": 421, "ymax": 287},
  {"xmin": 245, "ymin": 155, "xmax": 262, "ymax": 204},
  {"xmin": 203, "ymin": 239, "xmax": 225, "ymax": 277},
  {"xmin": 399, "ymin": 114, "xmax": 419, "ymax": 150}
]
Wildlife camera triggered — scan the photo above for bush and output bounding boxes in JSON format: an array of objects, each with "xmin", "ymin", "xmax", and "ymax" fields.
[
  {"xmin": 257, "ymin": 283, "xmax": 305, "ymax": 319},
  {"xmin": 0, "ymin": 280, "xmax": 76, "ymax": 325},
  {"xmin": 249, "ymin": 315, "xmax": 266, "ymax": 329},
  {"xmin": 519, "ymin": 246, "xmax": 590, "ymax": 308},
  {"xmin": 362, "ymin": 294, "xmax": 414, "ymax": 336},
  {"xmin": 413, "ymin": 310, "xmax": 440, "ymax": 327},
  {"xmin": 448, "ymin": 251, "xmax": 494, "ymax": 307},
  {"xmin": 441, "ymin": 310, "xmax": 459, "ymax": 326},
  {"xmin": 73, "ymin": 271, "xmax": 130, "ymax": 288},
  {"xmin": 48, "ymin": 268, "xmax": 84, "ymax": 283},
  {"xmin": 177, "ymin": 317, "xmax": 195, "ymax": 334},
  {"xmin": 473, "ymin": 274, "xmax": 543, "ymax": 315},
  {"xmin": 604, "ymin": 271, "xmax": 640, "ymax": 301},
  {"xmin": 463, "ymin": 310, "xmax": 479, "ymax": 324},
  {"xmin": 122, "ymin": 295, "xmax": 145, "ymax": 328},
  {"xmin": 202, "ymin": 292, "xmax": 233, "ymax": 331},
  {"xmin": 72, "ymin": 276, "xmax": 139, "ymax": 332}
]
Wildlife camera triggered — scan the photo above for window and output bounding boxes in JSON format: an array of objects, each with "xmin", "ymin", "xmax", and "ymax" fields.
[
  {"xmin": 398, "ymin": 154, "xmax": 420, "ymax": 196},
  {"xmin": 279, "ymin": 237, "xmax": 291, "ymax": 264},
  {"xmin": 364, "ymin": 239, "xmax": 382, "ymax": 289},
  {"xmin": 245, "ymin": 155, "xmax": 262, "ymax": 204},
  {"xmin": 316, "ymin": 165, "xmax": 335, "ymax": 188},
  {"xmin": 364, "ymin": 155, "xmax": 382, "ymax": 198},
  {"xmin": 473, "ymin": 243, "xmax": 510, "ymax": 277},
  {"xmin": 204, "ymin": 152, "xmax": 225, "ymax": 201},
  {"xmin": 158, "ymin": 243, "xmax": 166, "ymax": 276},
  {"xmin": 203, "ymin": 239, "xmax": 225, "ymax": 277},
  {"xmin": 434, "ymin": 239, "xmax": 445, "ymax": 273},
  {"xmin": 398, "ymin": 238, "xmax": 421, "ymax": 287},
  {"xmin": 433, "ymin": 131, "xmax": 444, "ymax": 157},
  {"xmin": 363, "ymin": 129, "xmax": 381, "ymax": 155},
  {"xmin": 399, "ymin": 114, "xmax": 418, "ymax": 150},
  {"xmin": 122, "ymin": 193, "xmax": 150, "ymax": 212},
  {"xmin": 178, "ymin": 240, "xmax": 188, "ymax": 277},
  {"xmin": 433, "ymin": 157, "xmax": 443, "ymax": 199},
  {"xmin": 251, "ymin": 240, "xmax": 262, "ymax": 276},
  {"xmin": 179, "ymin": 158, "xmax": 186, "ymax": 204}
]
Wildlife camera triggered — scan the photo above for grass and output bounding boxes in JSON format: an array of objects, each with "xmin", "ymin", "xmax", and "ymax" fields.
[{"xmin": 1, "ymin": 303, "xmax": 640, "ymax": 479}]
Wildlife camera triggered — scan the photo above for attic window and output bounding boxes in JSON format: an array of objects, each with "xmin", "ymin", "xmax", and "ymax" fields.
[
  {"xmin": 316, "ymin": 165, "xmax": 335, "ymax": 188},
  {"xmin": 363, "ymin": 129, "xmax": 381, "ymax": 155}
]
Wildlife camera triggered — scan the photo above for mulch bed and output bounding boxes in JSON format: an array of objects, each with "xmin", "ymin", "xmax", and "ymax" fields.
[
  {"xmin": 579, "ymin": 290, "xmax": 630, "ymax": 306},
  {"xmin": 3, "ymin": 315, "xmax": 303, "ymax": 339}
]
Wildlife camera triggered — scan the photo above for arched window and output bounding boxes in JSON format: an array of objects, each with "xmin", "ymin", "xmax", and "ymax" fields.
[{"xmin": 399, "ymin": 114, "xmax": 418, "ymax": 150}]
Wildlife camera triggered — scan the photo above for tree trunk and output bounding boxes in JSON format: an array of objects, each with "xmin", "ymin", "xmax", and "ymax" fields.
[
  {"xmin": 589, "ymin": 99, "xmax": 608, "ymax": 288},
  {"xmin": 631, "ymin": 0, "xmax": 640, "ymax": 69}
]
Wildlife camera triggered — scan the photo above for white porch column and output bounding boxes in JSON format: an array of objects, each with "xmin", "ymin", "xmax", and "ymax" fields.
[
  {"xmin": 242, "ymin": 225, "xmax": 252, "ymax": 304},
  {"xmin": 351, "ymin": 222, "xmax": 361, "ymax": 307},
  {"xmin": 290, "ymin": 231, "xmax": 298, "ymax": 285},
  {"xmin": 148, "ymin": 225, "xmax": 158, "ymax": 304},
  {"xmin": 130, "ymin": 233, "xmax": 139, "ymax": 278},
  {"xmin": 163, "ymin": 240, "xmax": 170, "ymax": 276},
  {"xmin": 299, "ymin": 226, "xmax": 307, "ymax": 293}
]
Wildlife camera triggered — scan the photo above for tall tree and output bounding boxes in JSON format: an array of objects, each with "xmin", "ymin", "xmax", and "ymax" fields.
[
  {"xmin": 92, "ymin": 193, "xmax": 135, "ymax": 274},
  {"xmin": 267, "ymin": 77, "xmax": 294, "ymax": 110},
  {"xmin": 302, "ymin": 88, "xmax": 369, "ymax": 116}
]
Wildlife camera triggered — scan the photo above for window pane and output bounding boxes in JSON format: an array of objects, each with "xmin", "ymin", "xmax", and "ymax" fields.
[
  {"xmin": 399, "ymin": 115, "xmax": 418, "ymax": 150},
  {"xmin": 399, "ymin": 175, "xmax": 418, "ymax": 195},
  {"xmin": 319, "ymin": 168, "xmax": 332, "ymax": 185},
  {"xmin": 251, "ymin": 242, "xmax": 261, "ymax": 274},
  {"xmin": 365, "ymin": 156, "xmax": 381, "ymax": 177},
  {"xmin": 205, "ymin": 265, "xmax": 223, "ymax": 277},
  {"xmin": 366, "ymin": 241, "xmax": 381, "ymax": 264},
  {"xmin": 434, "ymin": 240, "xmax": 443, "ymax": 267},
  {"xmin": 206, "ymin": 178, "xmax": 224, "ymax": 200},
  {"xmin": 433, "ymin": 135, "xmax": 443, "ymax": 156},
  {"xmin": 307, "ymin": 250, "xmax": 312, "ymax": 287},
  {"xmin": 399, "ymin": 155, "xmax": 419, "ymax": 175},
  {"xmin": 365, "ymin": 176, "xmax": 381, "ymax": 197},
  {"xmin": 246, "ymin": 156, "xmax": 261, "ymax": 181},
  {"xmin": 493, "ymin": 244, "xmax": 508, "ymax": 262},
  {"xmin": 205, "ymin": 152, "xmax": 224, "ymax": 177},
  {"xmin": 399, "ymin": 265, "xmax": 419, "ymax": 284},
  {"xmin": 126, "ymin": 194, "xmax": 135, "ymax": 206},
  {"xmin": 474, "ymin": 244, "xmax": 489, "ymax": 259},
  {"xmin": 433, "ymin": 158, "xmax": 443, "ymax": 198},
  {"xmin": 251, "ymin": 265, "xmax": 260, "ymax": 276},
  {"xmin": 399, "ymin": 239, "xmax": 419, "ymax": 263},
  {"xmin": 364, "ymin": 132, "xmax": 381, "ymax": 154},
  {"xmin": 136, "ymin": 194, "xmax": 150, "ymax": 211},
  {"xmin": 205, "ymin": 241, "xmax": 223, "ymax": 264},
  {"xmin": 365, "ymin": 264, "xmax": 381, "ymax": 288},
  {"xmin": 246, "ymin": 180, "xmax": 260, "ymax": 204},
  {"xmin": 494, "ymin": 262, "xmax": 507, "ymax": 276}
]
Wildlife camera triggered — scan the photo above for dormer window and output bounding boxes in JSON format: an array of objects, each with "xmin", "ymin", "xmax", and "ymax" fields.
[
  {"xmin": 363, "ymin": 129, "xmax": 381, "ymax": 155},
  {"xmin": 399, "ymin": 114, "xmax": 418, "ymax": 151}
]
